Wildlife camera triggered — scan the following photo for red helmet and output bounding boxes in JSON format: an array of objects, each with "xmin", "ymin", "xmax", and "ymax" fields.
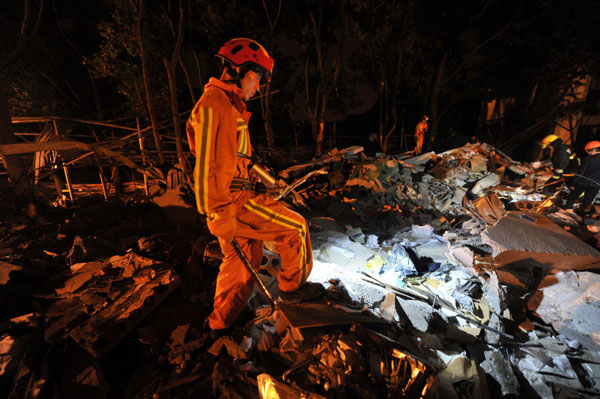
[
  {"xmin": 585, "ymin": 140, "xmax": 600, "ymax": 151},
  {"xmin": 217, "ymin": 38, "xmax": 274, "ymax": 82}
]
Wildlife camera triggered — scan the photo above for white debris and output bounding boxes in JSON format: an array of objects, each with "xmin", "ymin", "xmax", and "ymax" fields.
[
  {"xmin": 536, "ymin": 271, "xmax": 600, "ymax": 351},
  {"xmin": 480, "ymin": 272, "xmax": 506, "ymax": 314},
  {"xmin": 480, "ymin": 348, "xmax": 519, "ymax": 396},
  {"xmin": 411, "ymin": 224, "xmax": 435, "ymax": 238},
  {"xmin": 308, "ymin": 260, "xmax": 387, "ymax": 308},
  {"xmin": 447, "ymin": 246, "xmax": 475, "ymax": 268}
]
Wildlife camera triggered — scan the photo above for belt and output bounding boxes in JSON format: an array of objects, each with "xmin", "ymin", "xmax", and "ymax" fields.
[
  {"xmin": 230, "ymin": 177, "xmax": 268, "ymax": 193},
  {"xmin": 230, "ymin": 177, "xmax": 255, "ymax": 192}
]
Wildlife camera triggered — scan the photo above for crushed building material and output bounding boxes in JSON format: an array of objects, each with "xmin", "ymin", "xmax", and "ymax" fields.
[
  {"xmin": 2, "ymin": 141, "xmax": 600, "ymax": 398},
  {"xmin": 482, "ymin": 211, "xmax": 600, "ymax": 257}
]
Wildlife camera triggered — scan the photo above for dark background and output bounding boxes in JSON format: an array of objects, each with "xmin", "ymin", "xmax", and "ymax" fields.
[{"xmin": 2, "ymin": 0, "xmax": 600, "ymax": 162}]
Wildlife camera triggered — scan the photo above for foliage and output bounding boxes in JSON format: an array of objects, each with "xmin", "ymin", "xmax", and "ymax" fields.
[{"xmin": 2, "ymin": 0, "xmax": 600, "ymax": 157}]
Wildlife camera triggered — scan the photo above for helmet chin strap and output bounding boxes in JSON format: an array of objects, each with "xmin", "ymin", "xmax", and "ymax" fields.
[{"xmin": 222, "ymin": 63, "xmax": 242, "ymax": 88}]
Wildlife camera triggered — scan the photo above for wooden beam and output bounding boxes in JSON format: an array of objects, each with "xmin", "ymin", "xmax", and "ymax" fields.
[
  {"xmin": 0, "ymin": 140, "xmax": 161, "ymax": 181},
  {"xmin": 11, "ymin": 116, "xmax": 138, "ymax": 131},
  {"xmin": 0, "ymin": 141, "xmax": 91, "ymax": 155}
]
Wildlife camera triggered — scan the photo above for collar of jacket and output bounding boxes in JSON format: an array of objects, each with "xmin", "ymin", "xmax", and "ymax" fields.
[{"xmin": 204, "ymin": 77, "xmax": 252, "ymax": 123}]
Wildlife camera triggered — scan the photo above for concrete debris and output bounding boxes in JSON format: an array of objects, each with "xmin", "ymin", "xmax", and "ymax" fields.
[
  {"xmin": 382, "ymin": 243, "xmax": 417, "ymax": 277},
  {"xmin": 2, "ymin": 140, "xmax": 600, "ymax": 398},
  {"xmin": 23, "ymin": 251, "xmax": 181, "ymax": 359},
  {"xmin": 535, "ymin": 271, "xmax": 600, "ymax": 352},
  {"xmin": 482, "ymin": 211, "xmax": 600, "ymax": 257},
  {"xmin": 437, "ymin": 351, "xmax": 478, "ymax": 383},
  {"xmin": 379, "ymin": 292, "xmax": 399, "ymax": 322},
  {"xmin": 396, "ymin": 297, "xmax": 446, "ymax": 333},
  {"xmin": 480, "ymin": 348, "xmax": 520, "ymax": 396}
]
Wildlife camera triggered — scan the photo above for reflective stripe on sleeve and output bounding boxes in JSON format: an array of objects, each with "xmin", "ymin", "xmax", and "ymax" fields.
[{"xmin": 193, "ymin": 107, "xmax": 213, "ymax": 214}]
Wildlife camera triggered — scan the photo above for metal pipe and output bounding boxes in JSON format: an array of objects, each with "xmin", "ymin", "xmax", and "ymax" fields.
[
  {"xmin": 231, "ymin": 238, "xmax": 277, "ymax": 308},
  {"xmin": 250, "ymin": 163, "xmax": 277, "ymax": 187}
]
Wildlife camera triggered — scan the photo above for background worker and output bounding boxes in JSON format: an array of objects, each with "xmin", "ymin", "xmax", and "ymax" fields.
[
  {"xmin": 186, "ymin": 38, "xmax": 325, "ymax": 337},
  {"xmin": 538, "ymin": 134, "xmax": 574, "ymax": 196},
  {"xmin": 565, "ymin": 140, "xmax": 600, "ymax": 213},
  {"xmin": 414, "ymin": 115, "xmax": 429, "ymax": 154}
]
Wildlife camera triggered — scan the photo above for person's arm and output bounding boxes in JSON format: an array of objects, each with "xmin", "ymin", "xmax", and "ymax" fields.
[
  {"xmin": 554, "ymin": 148, "xmax": 570, "ymax": 172},
  {"xmin": 573, "ymin": 158, "xmax": 589, "ymax": 186},
  {"xmin": 187, "ymin": 104, "xmax": 238, "ymax": 240}
]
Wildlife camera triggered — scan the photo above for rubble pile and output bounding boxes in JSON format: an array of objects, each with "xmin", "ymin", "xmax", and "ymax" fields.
[{"xmin": 1, "ymin": 142, "xmax": 600, "ymax": 398}]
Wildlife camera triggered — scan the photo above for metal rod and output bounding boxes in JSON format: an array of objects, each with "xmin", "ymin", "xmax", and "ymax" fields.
[
  {"xmin": 231, "ymin": 238, "xmax": 277, "ymax": 307},
  {"xmin": 454, "ymin": 313, "xmax": 514, "ymax": 340},
  {"xmin": 98, "ymin": 168, "xmax": 108, "ymax": 200},
  {"xmin": 62, "ymin": 163, "xmax": 74, "ymax": 202},
  {"xmin": 137, "ymin": 118, "xmax": 149, "ymax": 196}
]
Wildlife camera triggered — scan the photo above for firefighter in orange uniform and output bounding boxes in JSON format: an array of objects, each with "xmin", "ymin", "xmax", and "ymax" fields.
[
  {"xmin": 186, "ymin": 38, "xmax": 324, "ymax": 336},
  {"xmin": 414, "ymin": 115, "xmax": 429, "ymax": 154}
]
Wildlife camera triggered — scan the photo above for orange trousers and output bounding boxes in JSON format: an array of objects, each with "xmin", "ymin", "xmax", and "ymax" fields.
[
  {"xmin": 414, "ymin": 133, "xmax": 424, "ymax": 154},
  {"xmin": 208, "ymin": 194, "xmax": 313, "ymax": 329}
]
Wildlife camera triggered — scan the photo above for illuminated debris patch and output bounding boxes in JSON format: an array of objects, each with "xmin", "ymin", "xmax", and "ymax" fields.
[{"xmin": 38, "ymin": 253, "xmax": 180, "ymax": 357}]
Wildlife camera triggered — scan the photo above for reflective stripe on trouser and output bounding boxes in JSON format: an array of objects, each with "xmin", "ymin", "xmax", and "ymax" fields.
[
  {"xmin": 208, "ymin": 194, "xmax": 313, "ymax": 329},
  {"xmin": 414, "ymin": 136, "xmax": 423, "ymax": 154},
  {"xmin": 566, "ymin": 185, "xmax": 600, "ymax": 207}
]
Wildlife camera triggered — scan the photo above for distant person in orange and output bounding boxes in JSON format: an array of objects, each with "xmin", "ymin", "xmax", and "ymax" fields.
[{"xmin": 414, "ymin": 115, "xmax": 429, "ymax": 154}]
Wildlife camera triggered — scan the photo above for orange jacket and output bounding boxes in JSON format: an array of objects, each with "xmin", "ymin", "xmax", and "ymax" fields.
[
  {"xmin": 186, "ymin": 78, "xmax": 254, "ymax": 229},
  {"xmin": 415, "ymin": 121, "xmax": 428, "ymax": 138}
]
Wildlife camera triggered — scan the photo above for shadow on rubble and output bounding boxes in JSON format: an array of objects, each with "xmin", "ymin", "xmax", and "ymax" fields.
[{"xmin": 0, "ymin": 189, "xmax": 221, "ymax": 398}]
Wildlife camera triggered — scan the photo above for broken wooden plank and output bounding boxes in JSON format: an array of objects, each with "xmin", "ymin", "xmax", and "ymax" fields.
[
  {"xmin": 0, "ymin": 141, "xmax": 92, "ymax": 155},
  {"xmin": 277, "ymin": 301, "xmax": 385, "ymax": 329},
  {"xmin": 69, "ymin": 268, "xmax": 180, "ymax": 357},
  {"xmin": 0, "ymin": 139, "xmax": 162, "ymax": 183}
]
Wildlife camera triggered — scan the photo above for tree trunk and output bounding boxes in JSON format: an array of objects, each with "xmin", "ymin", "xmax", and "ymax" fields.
[
  {"xmin": 261, "ymin": 0, "xmax": 281, "ymax": 153},
  {"xmin": 0, "ymin": 85, "xmax": 28, "ymax": 195},
  {"xmin": 137, "ymin": 0, "xmax": 164, "ymax": 164},
  {"xmin": 316, "ymin": 116, "xmax": 324, "ymax": 155},
  {"xmin": 163, "ymin": 0, "xmax": 188, "ymax": 175},
  {"xmin": 427, "ymin": 51, "xmax": 448, "ymax": 151}
]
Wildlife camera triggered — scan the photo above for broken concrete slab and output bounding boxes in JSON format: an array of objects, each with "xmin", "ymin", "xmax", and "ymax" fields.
[
  {"xmin": 276, "ymin": 301, "xmax": 385, "ymax": 330},
  {"xmin": 482, "ymin": 211, "xmax": 600, "ymax": 257},
  {"xmin": 514, "ymin": 346, "xmax": 585, "ymax": 397},
  {"xmin": 396, "ymin": 297, "xmax": 448, "ymax": 333},
  {"xmin": 480, "ymin": 272, "xmax": 506, "ymax": 315},
  {"xmin": 471, "ymin": 172, "xmax": 501, "ymax": 196},
  {"xmin": 480, "ymin": 348, "xmax": 519, "ymax": 396},
  {"xmin": 491, "ymin": 250, "xmax": 600, "ymax": 272},
  {"xmin": 535, "ymin": 271, "xmax": 600, "ymax": 352}
]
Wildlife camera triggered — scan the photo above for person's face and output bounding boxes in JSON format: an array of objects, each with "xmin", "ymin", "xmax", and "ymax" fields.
[{"xmin": 240, "ymin": 70, "xmax": 261, "ymax": 101}]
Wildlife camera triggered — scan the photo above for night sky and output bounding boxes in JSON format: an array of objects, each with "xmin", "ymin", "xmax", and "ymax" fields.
[{"xmin": 2, "ymin": 0, "xmax": 600, "ymax": 158}]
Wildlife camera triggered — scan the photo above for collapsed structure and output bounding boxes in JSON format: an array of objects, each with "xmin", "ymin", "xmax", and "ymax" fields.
[{"xmin": 1, "ymin": 141, "xmax": 600, "ymax": 398}]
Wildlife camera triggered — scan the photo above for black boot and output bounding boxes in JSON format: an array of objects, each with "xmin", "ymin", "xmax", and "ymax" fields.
[{"xmin": 279, "ymin": 282, "xmax": 327, "ymax": 304}]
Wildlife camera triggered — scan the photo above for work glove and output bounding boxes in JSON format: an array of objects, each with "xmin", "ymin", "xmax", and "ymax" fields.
[
  {"xmin": 531, "ymin": 161, "xmax": 542, "ymax": 169},
  {"xmin": 206, "ymin": 208, "xmax": 235, "ymax": 243}
]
